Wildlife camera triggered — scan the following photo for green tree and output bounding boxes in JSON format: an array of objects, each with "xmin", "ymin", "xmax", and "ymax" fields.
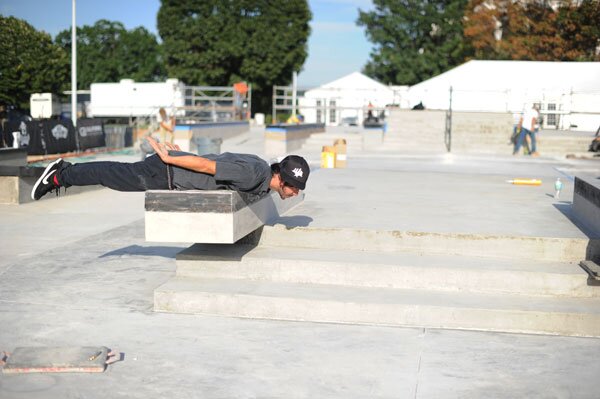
[
  {"xmin": 55, "ymin": 20, "xmax": 165, "ymax": 90},
  {"xmin": 357, "ymin": 0, "xmax": 469, "ymax": 85},
  {"xmin": 556, "ymin": 0, "xmax": 600, "ymax": 61},
  {"xmin": 157, "ymin": 0, "xmax": 311, "ymax": 113},
  {"xmin": 0, "ymin": 16, "xmax": 69, "ymax": 109}
]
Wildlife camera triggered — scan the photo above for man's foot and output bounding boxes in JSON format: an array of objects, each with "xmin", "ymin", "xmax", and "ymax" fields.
[
  {"xmin": 531, "ymin": 151, "xmax": 540, "ymax": 157},
  {"xmin": 31, "ymin": 158, "xmax": 63, "ymax": 200}
]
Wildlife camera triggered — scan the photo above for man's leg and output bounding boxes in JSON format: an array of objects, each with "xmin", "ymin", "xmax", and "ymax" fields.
[
  {"xmin": 58, "ymin": 155, "xmax": 169, "ymax": 191},
  {"xmin": 32, "ymin": 155, "xmax": 170, "ymax": 200},
  {"xmin": 513, "ymin": 128, "xmax": 528, "ymax": 154},
  {"xmin": 530, "ymin": 130, "xmax": 537, "ymax": 154}
]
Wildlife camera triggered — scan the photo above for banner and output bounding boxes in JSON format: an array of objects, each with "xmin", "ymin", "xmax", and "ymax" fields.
[
  {"xmin": 2, "ymin": 120, "xmax": 42, "ymax": 153},
  {"xmin": 77, "ymin": 118, "xmax": 105, "ymax": 150},
  {"xmin": 40, "ymin": 120, "xmax": 77, "ymax": 155}
]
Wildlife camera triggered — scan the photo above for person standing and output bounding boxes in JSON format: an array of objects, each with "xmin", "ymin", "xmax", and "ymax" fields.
[
  {"xmin": 513, "ymin": 103, "xmax": 540, "ymax": 156},
  {"xmin": 157, "ymin": 107, "xmax": 175, "ymax": 144}
]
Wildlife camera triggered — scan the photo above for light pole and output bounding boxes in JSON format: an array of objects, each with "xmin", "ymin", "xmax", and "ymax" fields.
[{"xmin": 71, "ymin": 0, "xmax": 77, "ymax": 127}]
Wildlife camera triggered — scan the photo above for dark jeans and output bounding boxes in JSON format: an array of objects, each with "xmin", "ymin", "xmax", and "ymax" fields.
[
  {"xmin": 513, "ymin": 127, "xmax": 537, "ymax": 154},
  {"xmin": 58, "ymin": 154, "xmax": 171, "ymax": 191}
]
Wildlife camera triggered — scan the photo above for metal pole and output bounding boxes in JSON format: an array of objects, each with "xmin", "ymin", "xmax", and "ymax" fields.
[
  {"xmin": 272, "ymin": 87, "xmax": 276, "ymax": 123},
  {"xmin": 292, "ymin": 71, "xmax": 297, "ymax": 117},
  {"xmin": 71, "ymin": 0, "xmax": 77, "ymax": 127},
  {"xmin": 248, "ymin": 83, "xmax": 252, "ymax": 121}
]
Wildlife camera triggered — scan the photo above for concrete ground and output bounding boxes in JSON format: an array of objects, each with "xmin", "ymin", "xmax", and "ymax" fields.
[{"xmin": 1, "ymin": 128, "xmax": 600, "ymax": 398}]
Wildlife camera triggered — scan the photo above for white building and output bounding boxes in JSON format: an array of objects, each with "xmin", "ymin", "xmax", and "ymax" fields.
[
  {"xmin": 89, "ymin": 78, "xmax": 185, "ymax": 118},
  {"xmin": 407, "ymin": 60, "xmax": 600, "ymax": 131},
  {"xmin": 299, "ymin": 72, "xmax": 402, "ymax": 126}
]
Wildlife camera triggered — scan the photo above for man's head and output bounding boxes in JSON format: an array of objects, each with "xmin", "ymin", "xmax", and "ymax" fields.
[{"xmin": 270, "ymin": 155, "xmax": 310, "ymax": 199}]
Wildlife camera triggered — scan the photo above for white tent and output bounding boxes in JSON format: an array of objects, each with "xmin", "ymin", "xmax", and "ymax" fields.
[
  {"xmin": 299, "ymin": 72, "xmax": 398, "ymax": 126},
  {"xmin": 407, "ymin": 60, "xmax": 600, "ymax": 131}
]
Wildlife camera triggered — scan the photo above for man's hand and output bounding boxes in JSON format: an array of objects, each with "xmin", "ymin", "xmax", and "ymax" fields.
[
  {"xmin": 146, "ymin": 137, "xmax": 216, "ymax": 174},
  {"xmin": 146, "ymin": 137, "xmax": 181, "ymax": 164}
]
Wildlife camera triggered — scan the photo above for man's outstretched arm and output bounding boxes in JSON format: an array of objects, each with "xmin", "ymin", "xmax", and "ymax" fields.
[{"xmin": 146, "ymin": 137, "xmax": 216, "ymax": 175}]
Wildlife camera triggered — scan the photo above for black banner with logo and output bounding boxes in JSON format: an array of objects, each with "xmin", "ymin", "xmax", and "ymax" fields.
[
  {"xmin": 39, "ymin": 120, "xmax": 77, "ymax": 155},
  {"xmin": 2, "ymin": 121, "xmax": 42, "ymax": 153},
  {"xmin": 77, "ymin": 118, "xmax": 105, "ymax": 150},
  {"xmin": 3, "ymin": 120, "xmax": 77, "ymax": 155}
]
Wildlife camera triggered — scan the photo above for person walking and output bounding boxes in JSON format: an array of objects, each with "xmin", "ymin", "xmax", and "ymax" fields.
[
  {"xmin": 31, "ymin": 137, "xmax": 309, "ymax": 201},
  {"xmin": 513, "ymin": 103, "xmax": 540, "ymax": 156}
]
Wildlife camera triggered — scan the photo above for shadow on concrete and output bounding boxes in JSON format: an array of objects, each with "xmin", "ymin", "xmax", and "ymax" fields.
[
  {"xmin": 269, "ymin": 215, "xmax": 314, "ymax": 228},
  {"xmin": 176, "ymin": 242, "xmax": 258, "ymax": 261},
  {"xmin": 553, "ymin": 203, "xmax": 597, "ymax": 238},
  {"xmin": 99, "ymin": 245, "xmax": 185, "ymax": 259}
]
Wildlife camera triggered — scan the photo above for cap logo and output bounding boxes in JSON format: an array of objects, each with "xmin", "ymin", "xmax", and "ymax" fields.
[{"xmin": 292, "ymin": 168, "xmax": 303, "ymax": 178}]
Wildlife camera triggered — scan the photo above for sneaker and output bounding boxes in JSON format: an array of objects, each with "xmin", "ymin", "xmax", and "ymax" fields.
[{"xmin": 31, "ymin": 158, "xmax": 64, "ymax": 200}]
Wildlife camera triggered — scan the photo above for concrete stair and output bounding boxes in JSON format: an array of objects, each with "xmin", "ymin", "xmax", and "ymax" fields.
[
  {"xmin": 154, "ymin": 226, "xmax": 600, "ymax": 337},
  {"xmin": 384, "ymin": 109, "xmax": 594, "ymax": 156},
  {"xmin": 155, "ymin": 278, "xmax": 600, "ymax": 337}
]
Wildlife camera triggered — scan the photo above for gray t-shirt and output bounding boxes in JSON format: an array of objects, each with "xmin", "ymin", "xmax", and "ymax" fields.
[{"xmin": 169, "ymin": 151, "xmax": 271, "ymax": 195}]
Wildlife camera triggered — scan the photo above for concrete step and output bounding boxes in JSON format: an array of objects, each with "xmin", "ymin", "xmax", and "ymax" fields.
[
  {"xmin": 246, "ymin": 226, "xmax": 598, "ymax": 263},
  {"xmin": 175, "ymin": 244, "xmax": 599, "ymax": 298},
  {"xmin": 154, "ymin": 277, "xmax": 600, "ymax": 337}
]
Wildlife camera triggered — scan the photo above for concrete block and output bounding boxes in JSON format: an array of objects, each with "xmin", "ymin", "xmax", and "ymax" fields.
[
  {"xmin": 573, "ymin": 176, "xmax": 600, "ymax": 238},
  {"xmin": 145, "ymin": 190, "xmax": 304, "ymax": 244},
  {"xmin": 264, "ymin": 124, "xmax": 325, "ymax": 156},
  {"xmin": 174, "ymin": 121, "xmax": 249, "ymax": 154},
  {"xmin": 0, "ymin": 166, "xmax": 44, "ymax": 204}
]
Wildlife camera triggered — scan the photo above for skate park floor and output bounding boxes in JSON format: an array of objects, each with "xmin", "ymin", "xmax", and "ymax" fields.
[{"xmin": 1, "ymin": 127, "xmax": 600, "ymax": 398}]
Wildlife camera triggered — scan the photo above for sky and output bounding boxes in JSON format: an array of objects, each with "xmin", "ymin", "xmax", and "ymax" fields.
[{"xmin": 0, "ymin": 0, "xmax": 375, "ymax": 88}]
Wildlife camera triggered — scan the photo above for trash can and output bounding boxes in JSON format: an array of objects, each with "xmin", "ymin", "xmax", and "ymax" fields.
[{"xmin": 195, "ymin": 136, "xmax": 222, "ymax": 155}]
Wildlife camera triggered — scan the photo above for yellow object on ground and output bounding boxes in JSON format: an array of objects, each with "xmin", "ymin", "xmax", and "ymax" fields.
[
  {"xmin": 334, "ymin": 139, "xmax": 347, "ymax": 168},
  {"xmin": 321, "ymin": 146, "xmax": 336, "ymax": 169},
  {"xmin": 506, "ymin": 179, "xmax": 542, "ymax": 186}
]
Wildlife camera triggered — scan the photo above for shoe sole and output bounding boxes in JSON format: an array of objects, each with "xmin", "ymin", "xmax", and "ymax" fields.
[{"xmin": 31, "ymin": 158, "xmax": 63, "ymax": 200}]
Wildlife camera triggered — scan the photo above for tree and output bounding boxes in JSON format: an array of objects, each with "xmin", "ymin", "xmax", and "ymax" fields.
[
  {"xmin": 157, "ymin": 0, "xmax": 311, "ymax": 113},
  {"xmin": 55, "ymin": 20, "xmax": 165, "ymax": 90},
  {"xmin": 464, "ymin": 0, "xmax": 600, "ymax": 61},
  {"xmin": 556, "ymin": 0, "xmax": 600, "ymax": 61},
  {"xmin": 0, "ymin": 16, "xmax": 69, "ymax": 109},
  {"xmin": 357, "ymin": 0, "xmax": 469, "ymax": 86}
]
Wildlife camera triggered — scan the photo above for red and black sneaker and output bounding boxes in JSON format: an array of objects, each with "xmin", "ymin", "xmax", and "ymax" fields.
[{"xmin": 31, "ymin": 158, "xmax": 64, "ymax": 200}]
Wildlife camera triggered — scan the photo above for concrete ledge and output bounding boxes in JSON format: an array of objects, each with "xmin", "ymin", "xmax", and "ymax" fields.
[
  {"xmin": 0, "ymin": 166, "xmax": 44, "ymax": 204},
  {"xmin": 573, "ymin": 176, "xmax": 600, "ymax": 238},
  {"xmin": 0, "ymin": 148, "xmax": 28, "ymax": 166},
  {"xmin": 245, "ymin": 225, "xmax": 599, "ymax": 263},
  {"xmin": 145, "ymin": 190, "xmax": 304, "ymax": 243},
  {"xmin": 265, "ymin": 123, "xmax": 325, "ymax": 155},
  {"xmin": 173, "ymin": 121, "xmax": 249, "ymax": 153}
]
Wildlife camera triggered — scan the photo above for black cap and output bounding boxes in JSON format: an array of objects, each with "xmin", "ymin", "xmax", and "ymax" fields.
[{"xmin": 279, "ymin": 155, "xmax": 310, "ymax": 190}]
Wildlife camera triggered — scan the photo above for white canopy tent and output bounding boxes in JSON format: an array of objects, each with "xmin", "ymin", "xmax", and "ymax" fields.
[
  {"xmin": 407, "ymin": 60, "xmax": 600, "ymax": 131},
  {"xmin": 299, "ymin": 72, "xmax": 399, "ymax": 126}
]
